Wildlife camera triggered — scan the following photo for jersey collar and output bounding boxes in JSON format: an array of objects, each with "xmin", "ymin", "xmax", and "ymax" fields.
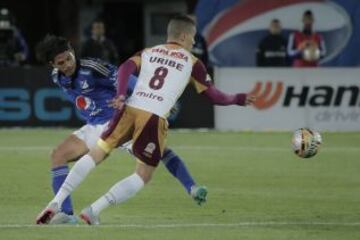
[{"xmin": 166, "ymin": 41, "xmax": 184, "ymax": 48}]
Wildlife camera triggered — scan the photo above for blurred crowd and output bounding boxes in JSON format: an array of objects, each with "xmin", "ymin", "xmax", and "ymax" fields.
[
  {"xmin": 0, "ymin": 7, "xmax": 324, "ymax": 68},
  {"xmin": 256, "ymin": 10, "xmax": 326, "ymax": 67},
  {"xmin": 0, "ymin": 8, "xmax": 28, "ymax": 67},
  {"xmin": 0, "ymin": 8, "xmax": 122, "ymax": 67}
]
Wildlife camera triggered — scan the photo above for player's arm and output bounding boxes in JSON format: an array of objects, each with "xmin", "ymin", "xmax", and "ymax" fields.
[
  {"xmin": 287, "ymin": 33, "xmax": 302, "ymax": 57},
  {"xmin": 110, "ymin": 52, "xmax": 141, "ymax": 109},
  {"xmin": 190, "ymin": 60, "xmax": 255, "ymax": 106},
  {"xmin": 126, "ymin": 74, "xmax": 138, "ymax": 96},
  {"xmin": 116, "ymin": 53, "xmax": 141, "ymax": 97}
]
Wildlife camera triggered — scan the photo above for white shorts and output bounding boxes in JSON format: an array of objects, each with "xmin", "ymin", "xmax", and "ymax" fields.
[{"xmin": 73, "ymin": 122, "xmax": 133, "ymax": 152}]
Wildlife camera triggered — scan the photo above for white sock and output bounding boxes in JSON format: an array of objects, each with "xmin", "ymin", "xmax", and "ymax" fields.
[
  {"xmin": 91, "ymin": 173, "xmax": 144, "ymax": 215},
  {"xmin": 52, "ymin": 155, "xmax": 96, "ymax": 206}
]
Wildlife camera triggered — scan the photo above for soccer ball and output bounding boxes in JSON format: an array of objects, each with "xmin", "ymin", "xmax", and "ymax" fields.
[
  {"xmin": 292, "ymin": 128, "xmax": 322, "ymax": 158},
  {"xmin": 303, "ymin": 45, "xmax": 320, "ymax": 62}
]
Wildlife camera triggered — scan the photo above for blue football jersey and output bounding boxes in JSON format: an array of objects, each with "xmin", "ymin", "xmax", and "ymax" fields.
[
  {"xmin": 51, "ymin": 58, "xmax": 180, "ymax": 126},
  {"xmin": 52, "ymin": 58, "xmax": 120, "ymax": 125}
]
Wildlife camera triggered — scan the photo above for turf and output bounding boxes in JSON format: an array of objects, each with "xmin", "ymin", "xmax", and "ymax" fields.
[{"xmin": 0, "ymin": 129, "xmax": 359, "ymax": 239}]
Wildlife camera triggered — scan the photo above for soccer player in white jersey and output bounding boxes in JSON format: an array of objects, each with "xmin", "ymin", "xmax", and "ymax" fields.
[
  {"xmin": 36, "ymin": 35, "xmax": 208, "ymax": 224},
  {"xmin": 36, "ymin": 14, "xmax": 256, "ymax": 225}
]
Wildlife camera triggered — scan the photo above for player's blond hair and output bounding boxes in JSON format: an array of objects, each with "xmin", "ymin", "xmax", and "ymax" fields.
[{"xmin": 167, "ymin": 14, "xmax": 196, "ymax": 39}]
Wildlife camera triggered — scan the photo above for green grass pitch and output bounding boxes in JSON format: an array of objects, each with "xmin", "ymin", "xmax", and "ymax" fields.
[{"xmin": 0, "ymin": 129, "xmax": 359, "ymax": 239}]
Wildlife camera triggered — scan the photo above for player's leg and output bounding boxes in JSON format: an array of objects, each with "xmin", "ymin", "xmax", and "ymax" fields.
[
  {"xmin": 80, "ymin": 161, "xmax": 154, "ymax": 225},
  {"xmin": 50, "ymin": 124, "xmax": 108, "ymax": 224},
  {"xmin": 36, "ymin": 145, "xmax": 108, "ymax": 224},
  {"xmin": 161, "ymin": 148, "xmax": 195, "ymax": 193},
  {"xmin": 120, "ymin": 141, "xmax": 207, "ymax": 204},
  {"xmin": 50, "ymin": 133, "xmax": 88, "ymax": 218},
  {"xmin": 117, "ymin": 107, "xmax": 205, "ymax": 200},
  {"xmin": 52, "ymin": 145, "xmax": 108, "ymax": 205},
  {"xmin": 79, "ymin": 107, "xmax": 164, "ymax": 225},
  {"xmin": 36, "ymin": 108, "xmax": 133, "ymax": 224},
  {"xmin": 161, "ymin": 148, "xmax": 208, "ymax": 205}
]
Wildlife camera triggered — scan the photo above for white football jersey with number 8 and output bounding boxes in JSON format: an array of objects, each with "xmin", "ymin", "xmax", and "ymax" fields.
[{"xmin": 127, "ymin": 44, "xmax": 194, "ymax": 118}]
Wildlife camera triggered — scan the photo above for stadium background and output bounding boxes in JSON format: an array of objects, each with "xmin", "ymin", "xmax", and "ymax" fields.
[
  {"xmin": 1, "ymin": 1, "xmax": 360, "ymax": 239},
  {"xmin": 1, "ymin": 0, "xmax": 360, "ymax": 131}
]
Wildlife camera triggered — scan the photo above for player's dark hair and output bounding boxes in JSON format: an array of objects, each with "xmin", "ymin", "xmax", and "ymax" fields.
[
  {"xmin": 167, "ymin": 14, "xmax": 196, "ymax": 38},
  {"xmin": 36, "ymin": 34, "xmax": 72, "ymax": 63},
  {"xmin": 271, "ymin": 18, "xmax": 280, "ymax": 24}
]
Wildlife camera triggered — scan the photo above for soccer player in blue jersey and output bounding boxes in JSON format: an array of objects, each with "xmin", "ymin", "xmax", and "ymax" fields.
[{"xmin": 36, "ymin": 35, "xmax": 207, "ymax": 224}]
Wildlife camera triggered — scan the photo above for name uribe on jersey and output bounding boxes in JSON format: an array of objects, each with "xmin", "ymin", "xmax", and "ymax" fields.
[{"xmin": 127, "ymin": 45, "xmax": 194, "ymax": 117}]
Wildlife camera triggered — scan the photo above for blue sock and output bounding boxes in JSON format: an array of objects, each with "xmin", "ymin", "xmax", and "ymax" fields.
[
  {"xmin": 162, "ymin": 148, "xmax": 195, "ymax": 194},
  {"xmin": 51, "ymin": 165, "xmax": 74, "ymax": 215}
]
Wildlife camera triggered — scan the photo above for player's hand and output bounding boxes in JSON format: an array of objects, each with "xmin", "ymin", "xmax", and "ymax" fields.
[
  {"xmin": 108, "ymin": 95, "xmax": 126, "ymax": 110},
  {"xmin": 298, "ymin": 41, "xmax": 309, "ymax": 51},
  {"xmin": 245, "ymin": 95, "xmax": 257, "ymax": 106}
]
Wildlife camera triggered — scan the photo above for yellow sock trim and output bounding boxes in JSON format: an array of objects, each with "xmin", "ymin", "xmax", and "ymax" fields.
[
  {"xmin": 97, "ymin": 139, "xmax": 112, "ymax": 154},
  {"xmin": 136, "ymin": 159, "xmax": 146, "ymax": 165}
]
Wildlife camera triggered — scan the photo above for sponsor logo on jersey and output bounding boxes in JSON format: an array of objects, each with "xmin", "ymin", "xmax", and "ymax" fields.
[
  {"xmin": 79, "ymin": 78, "xmax": 95, "ymax": 93},
  {"xmin": 136, "ymin": 91, "xmax": 164, "ymax": 102},
  {"xmin": 89, "ymin": 108, "xmax": 103, "ymax": 116},
  {"xmin": 80, "ymin": 79, "xmax": 89, "ymax": 90},
  {"xmin": 152, "ymin": 48, "xmax": 189, "ymax": 62},
  {"xmin": 144, "ymin": 142, "xmax": 156, "ymax": 154},
  {"xmin": 75, "ymin": 95, "xmax": 102, "ymax": 116},
  {"xmin": 75, "ymin": 96, "xmax": 94, "ymax": 110}
]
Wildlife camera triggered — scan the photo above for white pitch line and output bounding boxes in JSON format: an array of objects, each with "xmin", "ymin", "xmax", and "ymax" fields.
[
  {"xmin": 1, "ymin": 222, "xmax": 360, "ymax": 229},
  {"xmin": 0, "ymin": 146, "xmax": 359, "ymax": 152}
]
